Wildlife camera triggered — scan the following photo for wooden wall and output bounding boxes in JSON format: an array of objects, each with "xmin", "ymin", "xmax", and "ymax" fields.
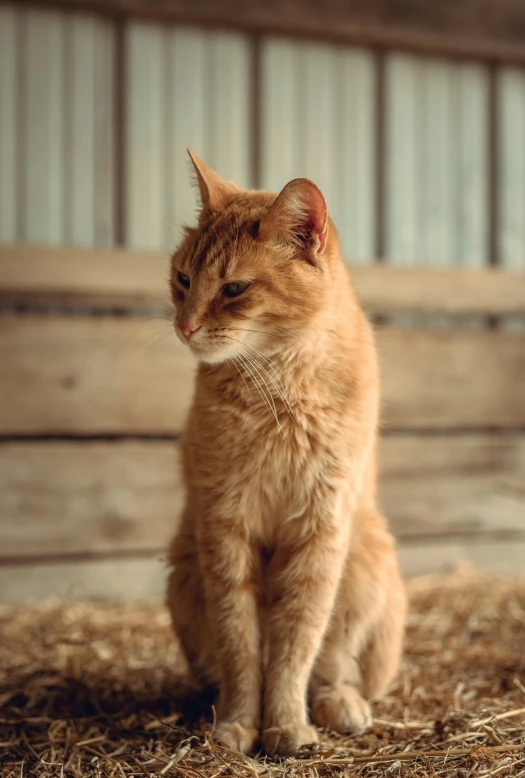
[
  {"xmin": 0, "ymin": 248, "xmax": 524, "ymax": 602},
  {"xmin": 1, "ymin": 3, "xmax": 525, "ymax": 601}
]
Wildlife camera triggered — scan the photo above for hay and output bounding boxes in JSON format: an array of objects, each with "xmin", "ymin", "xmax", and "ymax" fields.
[{"xmin": 1, "ymin": 565, "xmax": 524, "ymax": 777}]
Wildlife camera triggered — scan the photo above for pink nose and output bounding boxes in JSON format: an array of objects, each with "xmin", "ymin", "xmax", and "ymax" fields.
[{"xmin": 178, "ymin": 323, "xmax": 200, "ymax": 341}]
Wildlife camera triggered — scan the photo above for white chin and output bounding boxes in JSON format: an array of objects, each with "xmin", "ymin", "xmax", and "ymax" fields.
[{"xmin": 191, "ymin": 341, "xmax": 241, "ymax": 365}]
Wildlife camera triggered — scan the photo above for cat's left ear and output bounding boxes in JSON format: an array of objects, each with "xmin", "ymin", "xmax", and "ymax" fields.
[
  {"xmin": 187, "ymin": 149, "xmax": 240, "ymax": 212},
  {"xmin": 259, "ymin": 178, "xmax": 328, "ymax": 254}
]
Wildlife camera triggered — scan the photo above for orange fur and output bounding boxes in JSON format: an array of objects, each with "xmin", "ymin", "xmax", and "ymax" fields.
[{"xmin": 166, "ymin": 152, "xmax": 406, "ymax": 756}]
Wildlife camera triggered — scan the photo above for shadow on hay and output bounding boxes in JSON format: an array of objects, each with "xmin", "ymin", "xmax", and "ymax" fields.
[{"xmin": 1, "ymin": 666, "xmax": 218, "ymax": 748}]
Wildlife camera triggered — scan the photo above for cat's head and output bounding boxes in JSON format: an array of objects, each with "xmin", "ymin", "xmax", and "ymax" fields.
[{"xmin": 170, "ymin": 151, "xmax": 335, "ymax": 364}]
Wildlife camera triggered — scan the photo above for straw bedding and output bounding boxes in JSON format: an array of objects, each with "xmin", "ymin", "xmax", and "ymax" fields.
[{"xmin": 1, "ymin": 566, "xmax": 524, "ymax": 777}]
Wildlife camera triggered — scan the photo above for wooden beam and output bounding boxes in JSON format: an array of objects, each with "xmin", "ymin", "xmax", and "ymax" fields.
[
  {"xmin": 7, "ymin": 0, "xmax": 525, "ymax": 67},
  {"xmin": 1, "ymin": 316, "xmax": 524, "ymax": 434},
  {"xmin": 1, "ymin": 435, "xmax": 524, "ymax": 560},
  {"xmin": 1, "ymin": 539, "xmax": 524, "ymax": 603},
  {"xmin": 2, "ymin": 245, "xmax": 525, "ymax": 317}
]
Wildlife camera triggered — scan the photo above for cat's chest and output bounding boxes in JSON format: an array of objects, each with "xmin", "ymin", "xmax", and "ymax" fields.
[{"xmin": 189, "ymin": 400, "xmax": 343, "ymax": 542}]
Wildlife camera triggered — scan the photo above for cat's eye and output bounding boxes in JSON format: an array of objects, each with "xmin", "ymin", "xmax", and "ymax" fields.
[
  {"xmin": 177, "ymin": 271, "xmax": 190, "ymax": 289},
  {"xmin": 223, "ymin": 281, "xmax": 250, "ymax": 298}
]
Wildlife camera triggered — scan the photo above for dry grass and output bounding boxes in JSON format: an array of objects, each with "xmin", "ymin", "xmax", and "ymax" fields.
[{"xmin": 1, "ymin": 565, "xmax": 524, "ymax": 777}]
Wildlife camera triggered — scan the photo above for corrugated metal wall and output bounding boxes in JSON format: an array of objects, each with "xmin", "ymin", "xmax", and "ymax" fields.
[
  {"xmin": 0, "ymin": 5, "xmax": 114, "ymax": 246},
  {"xmin": 0, "ymin": 3, "xmax": 524, "ymax": 271}
]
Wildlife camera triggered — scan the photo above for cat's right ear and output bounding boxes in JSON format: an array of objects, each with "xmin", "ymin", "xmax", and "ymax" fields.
[
  {"xmin": 187, "ymin": 150, "xmax": 239, "ymax": 212},
  {"xmin": 259, "ymin": 178, "xmax": 328, "ymax": 255}
]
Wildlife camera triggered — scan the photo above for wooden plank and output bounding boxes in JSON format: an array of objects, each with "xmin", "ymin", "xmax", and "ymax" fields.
[
  {"xmin": 0, "ymin": 316, "xmax": 195, "ymax": 435},
  {"xmin": 1, "ymin": 541, "xmax": 524, "ymax": 603},
  {"xmin": 1, "ymin": 324, "xmax": 525, "ymax": 435},
  {"xmin": 0, "ymin": 4, "xmax": 18, "ymax": 243},
  {"xmin": 0, "ymin": 557, "xmax": 167, "ymax": 603},
  {"xmin": 2, "ymin": 247, "xmax": 525, "ymax": 317},
  {"xmin": 378, "ymin": 328, "xmax": 525, "ymax": 430},
  {"xmin": 0, "ymin": 442, "xmax": 182, "ymax": 557},
  {"xmin": 381, "ymin": 435, "xmax": 525, "ymax": 540},
  {"xmin": 0, "ymin": 245, "xmax": 171, "ymax": 308},
  {"xmin": 12, "ymin": 0, "xmax": 525, "ymax": 68},
  {"xmin": 0, "ymin": 435, "xmax": 523, "ymax": 560},
  {"xmin": 399, "ymin": 540, "xmax": 525, "ymax": 579}
]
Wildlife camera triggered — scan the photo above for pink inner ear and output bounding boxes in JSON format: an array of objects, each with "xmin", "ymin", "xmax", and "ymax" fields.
[
  {"xmin": 301, "ymin": 184, "xmax": 327, "ymax": 252},
  {"xmin": 260, "ymin": 177, "xmax": 329, "ymax": 254}
]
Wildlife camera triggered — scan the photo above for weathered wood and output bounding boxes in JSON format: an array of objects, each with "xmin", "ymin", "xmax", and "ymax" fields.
[
  {"xmin": 377, "ymin": 328, "xmax": 525, "ymax": 429},
  {"xmin": 1, "ymin": 539, "xmax": 524, "ymax": 603},
  {"xmin": 1, "ymin": 317, "xmax": 524, "ymax": 433},
  {"xmin": 0, "ymin": 245, "xmax": 171, "ymax": 308},
  {"xmin": 0, "ymin": 556, "xmax": 167, "ymax": 603},
  {"xmin": 10, "ymin": 0, "xmax": 525, "ymax": 67},
  {"xmin": 0, "ymin": 442, "xmax": 183, "ymax": 557},
  {"xmin": 381, "ymin": 435, "xmax": 525, "ymax": 539},
  {"xmin": 1, "ymin": 435, "xmax": 523, "ymax": 560},
  {"xmin": 2, "ymin": 245, "xmax": 525, "ymax": 316},
  {"xmin": 0, "ymin": 316, "xmax": 195, "ymax": 435}
]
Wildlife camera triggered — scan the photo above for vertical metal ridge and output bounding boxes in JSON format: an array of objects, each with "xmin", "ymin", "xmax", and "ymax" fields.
[
  {"xmin": 488, "ymin": 61, "xmax": 500, "ymax": 269},
  {"xmin": 374, "ymin": 48, "xmax": 386, "ymax": 262},
  {"xmin": 250, "ymin": 32, "xmax": 262, "ymax": 190},
  {"xmin": 113, "ymin": 16, "xmax": 125, "ymax": 245}
]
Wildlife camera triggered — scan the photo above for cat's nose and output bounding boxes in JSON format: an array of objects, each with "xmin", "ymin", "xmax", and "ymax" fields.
[{"xmin": 178, "ymin": 323, "xmax": 200, "ymax": 341}]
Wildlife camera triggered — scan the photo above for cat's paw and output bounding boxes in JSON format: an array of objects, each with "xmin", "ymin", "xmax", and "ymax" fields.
[
  {"xmin": 311, "ymin": 684, "xmax": 372, "ymax": 734},
  {"xmin": 214, "ymin": 721, "xmax": 258, "ymax": 754},
  {"xmin": 261, "ymin": 723, "xmax": 319, "ymax": 756}
]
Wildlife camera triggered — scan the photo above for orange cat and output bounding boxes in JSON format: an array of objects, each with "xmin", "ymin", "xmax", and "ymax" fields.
[{"xmin": 166, "ymin": 152, "xmax": 406, "ymax": 757}]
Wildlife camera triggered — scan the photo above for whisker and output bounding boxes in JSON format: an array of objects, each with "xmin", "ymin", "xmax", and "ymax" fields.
[
  {"xmin": 229, "ymin": 358, "xmax": 252, "ymax": 397},
  {"xmin": 218, "ymin": 326, "xmax": 289, "ymax": 338},
  {"xmin": 237, "ymin": 354, "xmax": 282, "ymax": 433},
  {"xmin": 223, "ymin": 336, "xmax": 298, "ymax": 425},
  {"xmin": 240, "ymin": 349, "xmax": 295, "ymax": 428}
]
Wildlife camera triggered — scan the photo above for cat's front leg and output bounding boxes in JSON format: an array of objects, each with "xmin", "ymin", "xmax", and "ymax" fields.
[
  {"xmin": 262, "ymin": 504, "xmax": 349, "ymax": 756},
  {"xmin": 198, "ymin": 524, "xmax": 261, "ymax": 753}
]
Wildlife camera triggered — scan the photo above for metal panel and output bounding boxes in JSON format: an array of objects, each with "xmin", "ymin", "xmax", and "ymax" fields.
[
  {"xmin": 93, "ymin": 19, "xmax": 115, "ymax": 246},
  {"xmin": 207, "ymin": 32, "xmax": 251, "ymax": 188},
  {"xmin": 65, "ymin": 14, "xmax": 115, "ymax": 247},
  {"xmin": 125, "ymin": 23, "xmax": 167, "ymax": 250},
  {"xmin": 260, "ymin": 38, "xmax": 376, "ymax": 262},
  {"xmin": 1, "ymin": 6, "xmax": 114, "ymax": 247},
  {"xmin": 166, "ymin": 28, "xmax": 207, "ymax": 247},
  {"xmin": 65, "ymin": 15, "xmax": 96, "ymax": 247},
  {"xmin": 125, "ymin": 24, "xmax": 252, "ymax": 249},
  {"xmin": 20, "ymin": 8, "xmax": 66, "ymax": 244},
  {"xmin": 499, "ymin": 68, "xmax": 525, "ymax": 271},
  {"xmin": 261, "ymin": 39, "xmax": 300, "ymax": 192},
  {"xmin": 336, "ymin": 48, "xmax": 376, "ymax": 263},
  {"xmin": 385, "ymin": 54, "xmax": 424, "ymax": 265},
  {"xmin": 456, "ymin": 65, "xmax": 489, "ymax": 268},
  {"xmin": 420, "ymin": 60, "xmax": 455, "ymax": 267},
  {"xmin": 0, "ymin": 4, "xmax": 18, "ymax": 243},
  {"xmin": 385, "ymin": 54, "xmax": 489, "ymax": 270}
]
